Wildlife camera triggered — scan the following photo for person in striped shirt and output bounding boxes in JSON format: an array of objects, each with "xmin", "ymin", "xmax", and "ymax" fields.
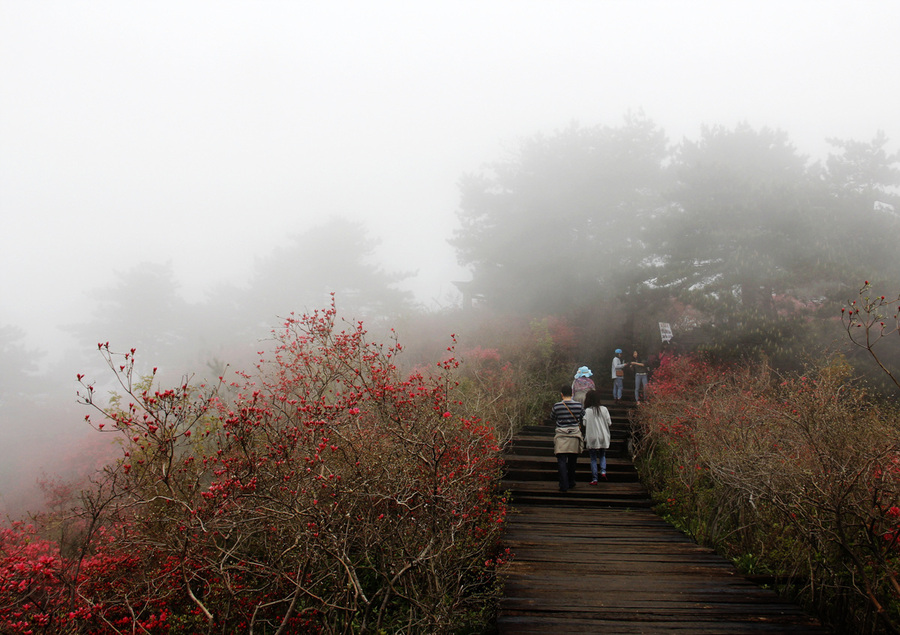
[{"xmin": 550, "ymin": 385, "xmax": 585, "ymax": 492}]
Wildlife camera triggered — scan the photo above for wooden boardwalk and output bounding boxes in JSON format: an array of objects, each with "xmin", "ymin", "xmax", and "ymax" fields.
[{"xmin": 497, "ymin": 399, "xmax": 830, "ymax": 634}]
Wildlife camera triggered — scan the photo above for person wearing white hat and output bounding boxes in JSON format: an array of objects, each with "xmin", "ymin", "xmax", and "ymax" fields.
[
  {"xmin": 611, "ymin": 349, "xmax": 628, "ymax": 403},
  {"xmin": 571, "ymin": 366, "xmax": 595, "ymax": 404}
]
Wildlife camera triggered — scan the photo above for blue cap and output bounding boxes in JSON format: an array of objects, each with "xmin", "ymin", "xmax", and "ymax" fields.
[{"xmin": 615, "ymin": 349, "xmax": 622, "ymax": 354}]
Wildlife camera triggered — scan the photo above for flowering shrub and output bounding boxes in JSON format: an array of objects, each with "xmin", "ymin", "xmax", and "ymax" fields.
[
  {"xmin": 842, "ymin": 280, "xmax": 900, "ymax": 392},
  {"xmin": 455, "ymin": 346, "xmax": 518, "ymax": 443},
  {"xmin": 444, "ymin": 313, "xmax": 577, "ymax": 446},
  {"xmin": 634, "ymin": 352, "xmax": 900, "ymax": 633},
  {"xmin": 4, "ymin": 299, "xmax": 508, "ymax": 634},
  {"xmin": 0, "ymin": 523, "xmax": 68, "ymax": 634}
]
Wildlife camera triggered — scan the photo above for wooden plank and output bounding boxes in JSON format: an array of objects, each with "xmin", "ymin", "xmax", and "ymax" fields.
[{"xmin": 498, "ymin": 400, "xmax": 831, "ymax": 633}]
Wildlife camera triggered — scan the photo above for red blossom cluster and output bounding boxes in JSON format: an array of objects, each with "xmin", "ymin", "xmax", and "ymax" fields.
[
  {"xmin": 5, "ymin": 299, "xmax": 508, "ymax": 634},
  {"xmin": 0, "ymin": 523, "xmax": 66, "ymax": 634}
]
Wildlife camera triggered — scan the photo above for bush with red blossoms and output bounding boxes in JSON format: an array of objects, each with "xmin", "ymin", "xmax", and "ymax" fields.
[
  {"xmin": 4, "ymin": 299, "xmax": 508, "ymax": 634},
  {"xmin": 0, "ymin": 523, "xmax": 70, "ymax": 634},
  {"xmin": 451, "ymin": 315, "xmax": 578, "ymax": 445},
  {"xmin": 634, "ymin": 352, "xmax": 900, "ymax": 634},
  {"xmin": 842, "ymin": 280, "xmax": 900, "ymax": 393}
]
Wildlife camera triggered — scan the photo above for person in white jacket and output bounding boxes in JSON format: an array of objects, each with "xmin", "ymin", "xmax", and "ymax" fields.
[
  {"xmin": 583, "ymin": 390, "xmax": 612, "ymax": 483},
  {"xmin": 611, "ymin": 349, "xmax": 628, "ymax": 403}
]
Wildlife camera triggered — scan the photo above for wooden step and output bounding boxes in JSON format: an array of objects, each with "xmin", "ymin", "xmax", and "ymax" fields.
[{"xmin": 497, "ymin": 404, "xmax": 830, "ymax": 633}]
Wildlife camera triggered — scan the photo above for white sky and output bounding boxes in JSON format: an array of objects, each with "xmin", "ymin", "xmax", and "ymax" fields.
[{"xmin": 2, "ymin": 0, "xmax": 899, "ymax": 358}]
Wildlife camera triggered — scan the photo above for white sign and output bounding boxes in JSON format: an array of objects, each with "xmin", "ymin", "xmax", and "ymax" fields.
[{"xmin": 659, "ymin": 322, "xmax": 673, "ymax": 343}]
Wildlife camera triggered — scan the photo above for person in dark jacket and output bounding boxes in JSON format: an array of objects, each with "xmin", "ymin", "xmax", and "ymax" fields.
[{"xmin": 631, "ymin": 349, "xmax": 648, "ymax": 403}]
